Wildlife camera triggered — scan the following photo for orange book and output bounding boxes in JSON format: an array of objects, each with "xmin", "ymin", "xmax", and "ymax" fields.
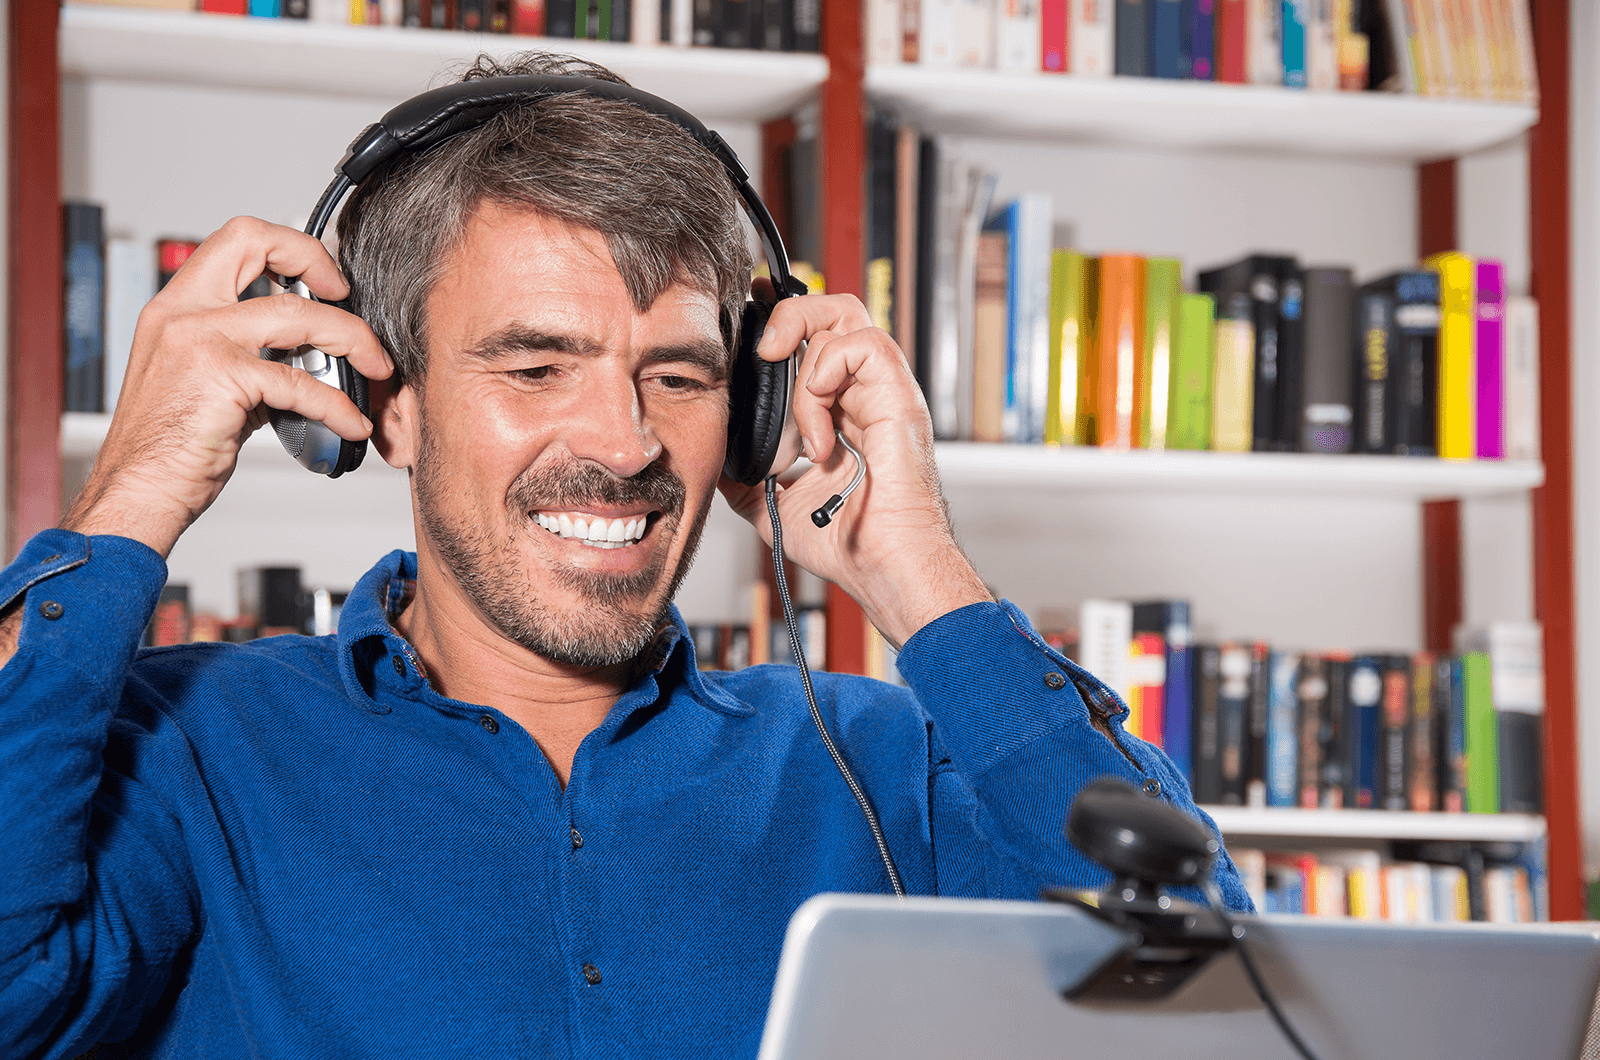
[
  {"xmin": 1091, "ymin": 253, "xmax": 1147, "ymax": 449},
  {"xmin": 1126, "ymin": 632, "xmax": 1166, "ymax": 746}
]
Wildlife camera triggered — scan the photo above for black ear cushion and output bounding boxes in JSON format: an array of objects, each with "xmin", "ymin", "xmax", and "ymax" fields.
[{"xmin": 724, "ymin": 300, "xmax": 791, "ymax": 486}]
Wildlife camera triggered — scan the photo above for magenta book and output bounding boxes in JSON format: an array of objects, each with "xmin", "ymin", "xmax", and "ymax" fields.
[{"xmin": 1475, "ymin": 259, "xmax": 1506, "ymax": 460}]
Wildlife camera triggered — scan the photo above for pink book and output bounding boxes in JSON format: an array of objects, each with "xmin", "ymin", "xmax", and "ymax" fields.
[
  {"xmin": 1041, "ymin": 0, "xmax": 1068, "ymax": 71},
  {"xmin": 1475, "ymin": 259, "xmax": 1506, "ymax": 460}
]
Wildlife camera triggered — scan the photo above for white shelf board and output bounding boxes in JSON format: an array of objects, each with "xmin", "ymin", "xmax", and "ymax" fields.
[
  {"xmin": 866, "ymin": 64, "xmax": 1537, "ymax": 161},
  {"xmin": 933, "ymin": 443, "xmax": 1543, "ymax": 500},
  {"xmin": 1202, "ymin": 806, "xmax": 1547, "ymax": 843},
  {"xmin": 59, "ymin": 4, "xmax": 828, "ymax": 120}
]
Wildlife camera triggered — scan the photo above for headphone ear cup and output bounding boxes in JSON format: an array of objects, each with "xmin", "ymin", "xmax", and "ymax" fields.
[{"xmin": 724, "ymin": 300, "xmax": 792, "ymax": 486}]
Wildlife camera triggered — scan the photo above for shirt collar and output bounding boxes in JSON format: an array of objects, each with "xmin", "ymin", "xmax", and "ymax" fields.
[{"xmin": 335, "ymin": 550, "xmax": 750, "ymax": 718}]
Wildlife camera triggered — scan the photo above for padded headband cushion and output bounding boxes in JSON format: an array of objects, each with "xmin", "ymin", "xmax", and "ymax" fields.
[{"xmin": 723, "ymin": 300, "xmax": 790, "ymax": 486}]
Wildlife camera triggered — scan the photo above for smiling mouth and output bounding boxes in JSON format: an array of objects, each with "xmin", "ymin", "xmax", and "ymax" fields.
[{"xmin": 534, "ymin": 510, "xmax": 657, "ymax": 550}]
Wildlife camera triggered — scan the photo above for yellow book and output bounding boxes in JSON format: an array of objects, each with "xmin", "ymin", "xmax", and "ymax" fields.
[
  {"xmin": 1211, "ymin": 313, "xmax": 1254, "ymax": 453},
  {"xmin": 1045, "ymin": 250, "xmax": 1088, "ymax": 446},
  {"xmin": 1141, "ymin": 258, "xmax": 1182, "ymax": 450},
  {"xmin": 1425, "ymin": 251, "xmax": 1476, "ymax": 460}
]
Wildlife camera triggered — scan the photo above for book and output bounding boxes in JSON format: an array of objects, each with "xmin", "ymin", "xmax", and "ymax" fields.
[
  {"xmin": 1246, "ymin": 0, "xmax": 1283, "ymax": 84},
  {"xmin": 1216, "ymin": 0, "xmax": 1246, "ymax": 80},
  {"xmin": 1458, "ymin": 648, "xmax": 1497, "ymax": 813},
  {"xmin": 1319, "ymin": 654, "xmax": 1349, "ymax": 808},
  {"xmin": 1079, "ymin": 599, "xmax": 1133, "ymax": 707},
  {"xmin": 1298, "ymin": 265, "xmax": 1353, "ymax": 453},
  {"xmin": 1379, "ymin": 654, "xmax": 1410, "ymax": 811},
  {"xmin": 1140, "ymin": 257, "xmax": 1182, "ymax": 449},
  {"xmin": 1114, "ymin": 0, "xmax": 1148, "ymax": 75},
  {"xmin": 1359, "ymin": 270, "xmax": 1440, "ymax": 456},
  {"xmin": 894, "ymin": 126, "xmax": 919, "ymax": 351},
  {"xmin": 1345, "ymin": 655, "xmax": 1381, "ymax": 809},
  {"xmin": 1280, "ymin": 0, "xmax": 1307, "ymax": 86},
  {"xmin": 1503, "ymin": 294, "xmax": 1540, "ymax": 460},
  {"xmin": 1045, "ymin": 250, "xmax": 1089, "ymax": 445},
  {"xmin": 1041, "ymin": 0, "xmax": 1068, "ymax": 69},
  {"xmin": 1425, "ymin": 250, "xmax": 1477, "ymax": 460},
  {"xmin": 632, "ymin": 0, "xmax": 659, "ymax": 41},
  {"xmin": 1189, "ymin": 0, "xmax": 1216, "ymax": 77},
  {"xmin": 1351, "ymin": 279, "xmax": 1393, "ymax": 454},
  {"xmin": 792, "ymin": 0, "xmax": 820, "ymax": 50},
  {"xmin": 1474, "ymin": 258, "xmax": 1506, "ymax": 459},
  {"xmin": 868, "ymin": 0, "xmax": 902, "ymax": 62},
  {"xmin": 1296, "ymin": 654, "xmax": 1327, "ymax": 808},
  {"xmin": 1133, "ymin": 600, "xmax": 1193, "ymax": 775},
  {"xmin": 1217, "ymin": 642, "xmax": 1251, "ymax": 805},
  {"xmin": 1244, "ymin": 641, "xmax": 1270, "ymax": 807},
  {"xmin": 1166, "ymin": 292, "xmax": 1215, "ymax": 450},
  {"xmin": 1266, "ymin": 650, "xmax": 1299, "ymax": 807},
  {"xmin": 865, "ymin": 108, "xmax": 898, "ymax": 335},
  {"xmin": 63, "ymin": 201, "xmax": 106, "ymax": 414},
  {"xmin": 147, "ymin": 584, "xmax": 191, "ymax": 647},
  {"xmin": 1127, "ymin": 631, "xmax": 1166, "ymax": 745},
  {"xmin": 1409, "ymin": 652, "xmax": 1437, "ymax": 812},
  {"xmin": 104, "ymin": 237, "xmax": 151, "ymax": 414},
  {"xmin": 1210, "ymin": 290, "xmax": 1254, "ymax": 452},
  {"xmin": 1463, "ymin": 621, "xmax": 1544, "ymax": 815},
  {"xmin": 1089, "ymin": 254, "xmax": 1146, "ymax": 449},
  {"xmin": 1274, "ymin": 264, "xmax": 1306, "ymax": 451},
  {"xmin": 996, "ymin": 0, "xmax": 1044, "ymax": 70},
  {"xmin": 955, "ymin": 0, "xmax": 997, "ymax": 64},
  {"xmin": 973, "ymin": 228, "xmax": 1009, "ymax": 442},
  {"xmin": 921, "ymin": 0, "xmax": 959, "ymax": 61},
  {"xmin": 1002, "ymin": 194, "xmax": 1055, "ymax": 444},
  {"xmin": 514, "ymin": 0, "xmax": 546, "ymax": 29},
  {"xmin": 1193, "ymin": 643, "xmax": 1224, "ymax": 803},
  {"xmin": 1198, "ymin": 254, "xmax": 1296, "ymax": 451},
  {"xmin": 1439, "ymin": 654, "xmax": 1468, "ymax": 812},
  {"xmin": 1305, "ymin": 0, "xmax": 1336, "ymax": 88},
  {"xmin": 1151, "ymin": 0, "xmax": 1186, "ymax": 77},
  {"xmin": 1070, "ymin": 0, "xmax": 1114, "ymax": 74}
]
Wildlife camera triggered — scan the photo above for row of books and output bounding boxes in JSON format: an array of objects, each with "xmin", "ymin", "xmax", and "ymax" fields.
[
  {"xmin": 1232, "ymin": 842, "xmax": 1544, "ymax": 921},
  {"xmin": 79, "ymin": 0, "xmax": 821, "ymax": 51},
  {"xmin": 860, "ymin": 122, "xmax": 1540, "ymax": 457},
  {"xmin": 864, "ymin": 0, "xmax": 1536, "ymax": 102},
  {"xmin": 1058, "ymin": 600, "xmax": 1544, "ymax": 816},
  {"xmin": 146, "ymin": 570, "xmax": 346, "ymax": 645}
]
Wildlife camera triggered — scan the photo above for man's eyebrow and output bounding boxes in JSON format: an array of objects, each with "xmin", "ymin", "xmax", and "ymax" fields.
[
  {"xmin": 639, "ymin": 341, "xmax": 730, "ymax": 383},
  {"xmin": 462, "ymin": 326, "xmax": 598, "ymax": 362}
]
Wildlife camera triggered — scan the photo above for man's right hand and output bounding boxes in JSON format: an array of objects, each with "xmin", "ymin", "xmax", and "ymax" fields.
[{"xmin": 61, "ymin": 216, "xmax": 395, "ymax": 559}]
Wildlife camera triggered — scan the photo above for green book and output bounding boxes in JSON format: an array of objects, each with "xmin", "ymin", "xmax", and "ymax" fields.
[
  {"xmin": 1166, "ymin": 292, "xmax": 1215, "ymax": 450},
  {"xmin": 1046, "ymin": 250, "xmax": 1088, "ymax": 446},
  {"xmin": 1462, "ymin": 651, "xmax": 1499, "ymax": 814},
  {"xmin": 1140, "ymin": 258, "xmax": 1183, "ymax": 448}
]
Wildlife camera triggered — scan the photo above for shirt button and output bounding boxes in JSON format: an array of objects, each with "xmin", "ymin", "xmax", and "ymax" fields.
[
  {"xmin": 38, "ymin": 600, "xmax": 63, "ymax": 620},
  {"xmin": 1043, "ymin": 671, "xmax": 1066, "ymax": 690},
  {"xmin": 392, "ymin": 655, "xmax": 406, "ymax": 677},
  {"xmin": 570, "ymin": 828, "xmax": 584, "ymax": 849},
  {"xmin": 1142, "ymin": 778, "xmax": 1162, "ymax": 797},
  {"xmin": 479, "ymin": 714, "xmax": 500, "ymax": 735},
  {"xmin": 581, "ymin": 963, "xmax": 602, "ymax": 985}
]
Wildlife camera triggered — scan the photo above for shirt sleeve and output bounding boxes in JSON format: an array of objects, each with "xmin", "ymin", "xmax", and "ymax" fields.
[
  {"xmin": 0, "ymin": 530, "xmax": 200, "ymax": 1059},
  {"xmin": 895, "ymin": 599, "xmax": 1254, "ymax": 912}
]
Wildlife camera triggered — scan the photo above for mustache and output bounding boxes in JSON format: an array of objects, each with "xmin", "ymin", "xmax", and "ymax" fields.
[{"xmin": 509, "ymin": 459, "xmax": 686, "ymax": 518}]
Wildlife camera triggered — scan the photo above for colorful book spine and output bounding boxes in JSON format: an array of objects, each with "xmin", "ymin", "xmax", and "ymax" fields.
[
  {"xmin": 1217, "ymin": 643, "xmax": 1252, "ymax": 805},
  {"xmin": 63, "ymin": 202, "xmax": 106, "ymax": 415},
  {"xmin": 1352, "ymin": 284, "xmax": 1393, "ymax": 454},
  {"xmin": 1041, "ymin": 0, "xmax": 1069, "ymax": 70},
  {"xmin": 1190, "ymin": 0, "xmax": 1216, "ymax": 78},
  {"xmin": 1346, "ymin": 655, "xmax": 1381, "ymax": 810},
  {"xmin": 972, "ymin": 228, "xmax": 1009, "ymax": 443},
  {"xmin": 1091, "ymin": 254, "xmax": 1147, "ymax": 450},
  {"xmin": 1426, "ymin": 250, "xmax": 1477, "ymax": 460},
  {"xmin": 1004, "ymin": 193, "xmax": 1054, "ymax": 444},
  {"xmin": 1217, "ymin": 0, "xmax": 1246, "ymax": 80},
  {"xmin": 1166, "ymin": 292, "xmax": 1215, "ymax": 450},
  {"xmin": 249, "ymin": 0, "xmax": 282, "ymax": 14},
  {"xmin": 1441, "ymin": 655, "xmax": 1467, "ymax": 812},
  {"xmin": 1474, "ymin": 258, "xmax": 1506, "ymax": 459},
  {"xmin": 1246, "ymin": 0, "xmax": 1282, "ymax": 84},
  {"xmin": 1379, "ymin": 655, "xmax": 1410, "ymax": 811},
  {"xmin": 1141, "ymin": 257, "xmax": 1182, "ymax": 449},
  {"xmin": 1460, "ymin": 649, "xmax": 1498, "ymax": 813},
  {"xmin": 1266, "ymin": 650, "xmax": 1299, "ymax": 807},
  {"xmin": 1127, "ymin": 632, "xmax": 1167, "ymax": 745},
  {"xmin": 1210, "ymin": 295, "xmax": 1254, "ymax": 453},
  {"xmin": 1280, "ymin": 0, "xmax": 1307, "ymax": 85},
  {"xmin": 1409, "ymin": 652, "xmax": 1436, "ymax": 812},
  {"xmin": 1296, "ymin": 654, "xmax": 1327, "ymax": 808},
  {"xmin": 1045, "ymin": 250, "xmax": 1087, "ymax": 445},
  {"xmin": 1299, "ymin": 266, "xmax": 1353, "ymax": 453},
  {"xmin": 1151, "ymin": 0, "xmax": 1186, "ymax": 77}
]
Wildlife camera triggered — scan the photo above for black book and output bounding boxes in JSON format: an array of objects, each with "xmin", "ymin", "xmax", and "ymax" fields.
[
  {"xmin": 1295, "ymin": 654, "xmax": 1328, "ymax": 809},
  {"xmin": 1192, "ymin": 644, "xmax": 1223, "ymax": 804},
  {"xmin": 1114, "ymin": 0, "xmax": 1149, "ymax": 75},
  {"xmin": 913, "ymin": 135, "xmax": 939, "ymax": 404},
  {"xmin": 605, "ymin": 0, "xmax": 631, "ymax": 40},
  {"xmin": 757, "ymin": 0, "xmax": 787, "ymax": 48},
  {"xmin": 692, "ymin": 0, "xmax": 717, "ymax": 44},
  {"xmin": 547, "ymin": 0, "xmax": 576, "ymax": 36},
  {"xmin": 1359, "ymin": 270, "xmax": 1439, "ymax": 455},
  {"xmin": 1244, "ymin": 642, "xmax": 1270, "ymax": 807},
  {"xmin": 1380, "ymin": 654, "xmax": 1411, "ymax": 811},
  {"xmin": 63, "ymin": 201, "xmax": 105, "ymax": 414},
  {"xmin": 1499, "ymin": 711, "xmax": 1543, "ymax": 815},
  {"xmin": 1345, "ymin": 655, "xmax": 1382, "ymax": 810},
  {"xmin": 1319, "ymin": 656, "xmax": 1349, "ymax": 808},
  {"xmin": 1273, "ymin": 265, "xmax": 1305, "ymax": 450},
  {"xmin": 282, "ymin": 0, "xmax": 309, "ymax": 15},
  {"xmin": 1299, "ymin": 266, "xmax": 1354, "ymax": 452},
  {"xmin": 1198, "ymin": 254, "xmax": 1298, "ymax": 451},
  {"xmin": 1351, "ymin": 282, "xmax": 1394, "ymax": 453},
  {"xmin": 790, "ymin": 0, "xmax": 818, "ymax": 51},
  {"xmin": 865, "ymin": 107, "xmax": 898, "ymax": 337},
  {"xmin": 402, "ymin": 0, "xmax": 429, "ymax": 24},
  {"xmin": 719, "ymin": 0, "xmax": 751, "ymax": 46},
  {"xmin": 1217, "ymin": 643, "xmax": 1251, "ymax": 806}
]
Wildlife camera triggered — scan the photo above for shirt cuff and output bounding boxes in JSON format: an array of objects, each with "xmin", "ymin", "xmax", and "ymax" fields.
[
  {"xmin": 2, "ymin": 530, "xmax": 167, "ymax": 671},
  {"xmin": 895, "ymin": 599, "xmax": 1101, "ymax": 775}
]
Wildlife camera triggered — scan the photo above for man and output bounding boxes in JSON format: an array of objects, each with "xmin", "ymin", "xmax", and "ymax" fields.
[{"xmin": 0, "ymin": 52, "xmax": 1247, "ymax": 1058}]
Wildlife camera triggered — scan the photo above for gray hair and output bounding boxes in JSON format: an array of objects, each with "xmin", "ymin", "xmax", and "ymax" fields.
[{"xmin": 335, "ymin": 52, "xmax": 754, "ymax": 384}]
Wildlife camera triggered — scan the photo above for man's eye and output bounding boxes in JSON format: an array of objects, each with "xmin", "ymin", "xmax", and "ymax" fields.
[
  {"xmin": 656, "ymin": 375, "xmax": 705, "ymax": 391},
  {"xmin": 513, "ymin": 366, "xmax": 555, "ymax": 381}
]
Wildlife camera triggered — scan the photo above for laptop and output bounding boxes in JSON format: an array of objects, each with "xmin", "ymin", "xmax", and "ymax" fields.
[{"xmin": 758, "ymin": 894, "xmax": 1600, "ymax": 1060}]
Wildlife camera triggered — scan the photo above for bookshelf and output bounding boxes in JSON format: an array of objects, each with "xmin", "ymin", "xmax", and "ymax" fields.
[
  {"xmin": 1202, "ymin": 806, "xmax": 1548, "ymax": 844},
  {"xmin": 10, "ymin": 1, "xmax": 1581, "ymax": 916}
]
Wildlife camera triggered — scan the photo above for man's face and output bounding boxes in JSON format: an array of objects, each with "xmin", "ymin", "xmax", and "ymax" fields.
[{"xmin": 399, "ymin": 204, "xmax": 730, "ymax": 666}]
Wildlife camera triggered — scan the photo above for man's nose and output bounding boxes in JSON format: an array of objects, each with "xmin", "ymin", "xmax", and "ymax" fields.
[{"xmin": 563, "ymin": 372, "xmax": 662, "ymax": 478}]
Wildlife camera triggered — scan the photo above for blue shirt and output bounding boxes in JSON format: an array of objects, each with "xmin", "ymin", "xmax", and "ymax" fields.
[{"xmin": 0, "ymin": 530, "xmax": 1248, "ymax": 1059}]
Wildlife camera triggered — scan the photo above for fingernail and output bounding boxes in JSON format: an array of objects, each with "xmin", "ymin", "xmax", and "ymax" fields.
[
  {"xmin": 362, "ymin": 416, "xmax": 374, "ymax": 434},
  {"xmin": 800, "ymin": 436, "xmax": 812, "ymax": 460},
  {"xmin": 756, "ymin": 328, "xmax": 774, "ymax": 354}
]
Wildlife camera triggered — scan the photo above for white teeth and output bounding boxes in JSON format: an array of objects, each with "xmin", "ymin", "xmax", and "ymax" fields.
[
  {"xmin": 537, "ymin": 511, "xmax": 650, "ymax": 544},
  {"xmin": 559, "ymin": 514, "xmax": 574, "ymax": 537},
  {"xmin": 625, "ymin": 518, "xmax": 640, "ymax": 540},
  {"xmin": 606, "ymin": 518, "xmax": 626, "ymax": 542},
  {"xmin": 572, "ymin": 517, "xmax": 588, "ymax": 539},
  {"xmin": 588, "ymin": 520, "xmax": 608, "ymax": 542}
]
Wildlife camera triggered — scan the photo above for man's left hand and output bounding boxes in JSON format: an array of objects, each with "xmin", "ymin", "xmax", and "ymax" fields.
[{"xmin": 718, "ymin": 293, "xmax": 991, "ymax": 649}]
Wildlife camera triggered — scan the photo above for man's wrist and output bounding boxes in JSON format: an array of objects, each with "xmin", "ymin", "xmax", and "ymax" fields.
[{"xmin": 842, "ymin": 541, "xmax": 992, "ymax": 650}]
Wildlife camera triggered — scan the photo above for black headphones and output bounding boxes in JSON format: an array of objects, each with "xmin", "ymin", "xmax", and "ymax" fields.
[{"xmin": 263, "ymin": 73, "xmax": 805, "ymax": 486}]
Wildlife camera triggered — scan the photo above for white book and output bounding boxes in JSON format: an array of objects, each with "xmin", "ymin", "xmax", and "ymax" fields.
[
  {"xmin": 926, "ymin": 153, "xmax": 967, "ymax": 438},
  {"xmin": 1487, "ymin": 620, "xmax": 1544, "ymax": 716},
  {"xmin": 994, "ymin": 0, "xmax": 1041, "ymax": 72},
  {"xmin": 1382, "ymin": 0, "xmax": 1419, "ymax": 92},
  {"xmin": 1485, "ymin": 865, "xmax": 1517, "ymax": 923},
  {"xmin": 632, "ymin": 0, "xmax": 661, "ymax": 44},
  {"xmin": 104, "ymin": 238, "xmax": 153, "ymax": 414},
  {"xmin": 378, "ymin": 0, "xmax": 401, "ymax": 23},
  {"xmin": 1503, "ymin": 295, "xmax": 1540, "ymax": 460},
  {"xmin": 1306, "ymin": 0, "xmax": 1338, "ymax": 89},
  {"xmin": 309, "ymin": 0, "xmax": 347, "ymax": 22},
  {"xmin": 1321, "ymin": 849, "xmax": 1382, "ymax": 919},
  {"xmin": 1069, "ymin": 0, "xmax": 1113, "ymax": 76},
  {"xmin": 1001, "ymin": 192, "xmax": 1054, "ymax": 443},
  {"xmin": 1505, "ymin": 0, "xmax": 1539, "ymax": 104},
  {"xmin": 868, "ymin": 0, "xmax": 905, "ymax": 63},
  {"xmin": 1431, "ymin": 864, "xmax": 1468, "ymax": 921},
  {"xmin": 668, "ymin": 0, "xmax": 693, "ymax": 46},
  {"xmin": 1246, "ymin": 0, "xmax": 1282, "ymax": 85},
  {"xmin": 1078, "ymin": 599, "xmax": 1133, "ymax": 706},
  {"xmin": 955, "ymin": 0, "xmax": 996, "ymax": 66},
  {"xmin": 919, "ymin": 0, "xmax": 960, "ymax": 64}
]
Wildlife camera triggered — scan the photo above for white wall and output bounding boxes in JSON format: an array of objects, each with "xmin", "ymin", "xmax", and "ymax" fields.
[{"xmin": 60, "ymin": 75, "xmax": 762, "ymax": 621}]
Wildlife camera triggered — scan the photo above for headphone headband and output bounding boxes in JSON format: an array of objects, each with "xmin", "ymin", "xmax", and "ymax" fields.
[{"xmin": 306, "ymin": 72, "xmax": 806, "ymax": 300}]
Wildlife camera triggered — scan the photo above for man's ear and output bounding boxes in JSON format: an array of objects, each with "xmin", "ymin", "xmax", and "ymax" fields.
[{"xmin": 369, "ymin": 372, "xmax": 419, "ymax": 470}]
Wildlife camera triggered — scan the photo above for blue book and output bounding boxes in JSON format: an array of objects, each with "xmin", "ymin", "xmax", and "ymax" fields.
[
  {"xmin": 1346, "ymin": 656, "xmax": 1383, "ymax": 809},
  {"xmin": 998, "ymin": 194, "xmax": 1054, "ymax": 444},
  {"xmin": 249, "ymin": 0, "xmax": 281, "ymax": 14},
  {"xmin": 1281, "ymin": 0, "xmax": 1307, "ymax": 87},
  {"xmin": 1266, "ymin": 651, "xmax": 1299, "ymax": 807},
  {"xmin": 62, "ymin": 201, "xmax": 105, "ymax": 414},
  {"xmin": 1188, "ymin": 0, "xmax": 1215, "ymax": 79},
  {"xmin": 1115, "ymin": 0, "xmax": 1150, "ymax": 76},
  {"xmin": 1134, "ymin": 601, "xmax": 1193, "ymax": 782},
  {"xmin": 1150, "ymin": 0, "xmax": 1186, "ymax": 78}
]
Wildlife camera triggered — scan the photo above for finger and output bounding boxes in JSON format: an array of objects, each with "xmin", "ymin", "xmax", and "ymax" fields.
[
  {"xmin": 791, "ymin": 330, "xmax": 844, "ymax": 463},
  {"xmin": 803, "ymin": 327, "xmax": 913, "ymax": 398},
  {"xmin": 242, "ymin": 357, "xmax": 374, "ymax": 442},
  {"xmin": 161, "ymin": 216, "xmax": 350, "ymax": 307},
  {"xmin": 755, "ymin": 293, "xmax": 875, "ymax": 362},
  {"xmin": 218, "ymin": 293, "xmax": 394, "ymax": 380}
]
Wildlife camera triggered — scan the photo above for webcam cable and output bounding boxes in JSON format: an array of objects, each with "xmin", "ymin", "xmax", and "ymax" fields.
[{"xmin": 1201, "ymin": 879, "xmax": 1322, "ymax": 1060}]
